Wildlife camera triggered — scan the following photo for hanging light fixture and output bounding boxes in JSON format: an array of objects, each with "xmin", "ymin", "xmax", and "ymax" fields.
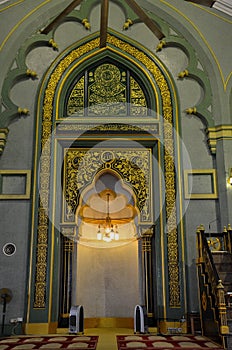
[
  {"xmin": 79, "ymin": 188, "xmax": 137, "ymax": 245},
  {"xmin": 97, "ymin": 192, "xmax": 119, "ymax": 242}
]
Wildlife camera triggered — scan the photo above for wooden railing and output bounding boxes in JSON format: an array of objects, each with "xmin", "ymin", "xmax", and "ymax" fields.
[
  {"xmin": 196, "ymin": 224, "xmax": 230, "ymax": 337},
  {"xmin": 205, "ymin": 225, "xmax": 232, "ymax": 253}
]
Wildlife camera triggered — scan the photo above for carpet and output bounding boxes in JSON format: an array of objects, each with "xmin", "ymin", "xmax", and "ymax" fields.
[
  {"xmin": 116, "ymin": 335, "xmax": 224, "ymax": 349},
  {"xmin": 0, "ymin": 335, "xmax": 98, "ymax": 349}
]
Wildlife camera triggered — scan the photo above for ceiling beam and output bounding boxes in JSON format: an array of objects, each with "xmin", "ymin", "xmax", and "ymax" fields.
[
  {"xmin": 100, "ymin": 0, "xmax": 109, "ymax": 48},
  {"xmin": 124, "ymin": 0, "xmax": 165, "ymax": 40},
  {"xmin": 41, "ymin": 0, "xmax": 84, "ymax": 35}
]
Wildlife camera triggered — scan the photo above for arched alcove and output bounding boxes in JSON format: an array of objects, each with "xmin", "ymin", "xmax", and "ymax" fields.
[
  {"xmin": 76, "ymin": 170, "xmax": 139, "ymax": 248},
  {"xmin": 27, "ymin": 30, "xmax": 186, "ymax": 333}
]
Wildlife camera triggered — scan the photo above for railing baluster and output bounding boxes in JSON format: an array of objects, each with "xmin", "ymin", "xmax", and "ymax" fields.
[
  {"xmin": 217, "ymin": 280, "xmax": 229, "ymax": 335},
  {"xmin": 196, "ymin": 225, "xmax": 230, "ymax": 341},
  {"xmin": 227, "ymin": 224, "xmax": 232, "ymax": 253}
]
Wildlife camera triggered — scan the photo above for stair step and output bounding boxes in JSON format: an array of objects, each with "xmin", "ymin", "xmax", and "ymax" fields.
[
  {"xmin": 218, "ymin": 272, "xmax": 232, "ymax": 283},
  {"xmin": 212, "ymin": 251, "xmax": 232, "ymax": 264},
  {"xmin": 214, "ymin": 262, "xmax": 232, "ymax": 272}
]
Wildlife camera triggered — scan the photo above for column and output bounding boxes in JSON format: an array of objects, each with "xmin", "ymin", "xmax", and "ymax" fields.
[
  {"xmin": 59, "ymin": 226, "xmax": 75, "ymax": 327},
  {"xmin": 141, "ymin": 226, "xmax": 155, "ymax": 322}
]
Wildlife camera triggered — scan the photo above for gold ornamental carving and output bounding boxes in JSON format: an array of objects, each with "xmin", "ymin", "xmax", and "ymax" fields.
[
  {"xmin": 56, "ymin": 123, "xmax": 159, "ymax": 133},
  {"xmin": 34, "ymin": 37, "xmax": 100, "ymax": 308},
  {"xmin": 107, "ymin": 34, "xmax": 180, "ymax": 307},
  {"xmin": 35, "ymin": 34, "xmax": 180, "ymax": 308},
  {"xmin": 67, "ymin": 62, "xmax": 147, "ymax": 116},
  {"xmin": 64, "ymin": 148, "xmax": 151, "ymax": 223},
  {"xmin": 141, "ymin": 226, "xmax": 154, "ymax": 252}
]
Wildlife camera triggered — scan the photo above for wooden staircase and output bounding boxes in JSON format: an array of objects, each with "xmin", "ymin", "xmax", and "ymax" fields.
[
  {"xmin": 212, "ymin": 251, "xmax": 232, "ymax": 349},
  {"xmin": 196, "ymin": 225, "xmax": 232, "ymax": 349},
  {"xmin": 212, "ymin": 251, "xmax": 232, "ymax": 293}
]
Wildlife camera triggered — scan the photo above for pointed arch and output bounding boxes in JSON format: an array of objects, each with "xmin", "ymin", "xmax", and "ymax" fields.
[{"xmin": 26, "ymin": 29, "xmax": 186, "ymax": 334}]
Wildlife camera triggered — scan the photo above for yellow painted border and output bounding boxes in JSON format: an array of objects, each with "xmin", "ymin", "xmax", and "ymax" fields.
[
  {"xmin": 0, "ymin": 169, "xmax": 31, "ymax": 199},
  {"xmin": 161, "ymin": 0, "xmax": 232, "ymax": 91},
  {"xmin": 184, "ymin": 169, "xmax": 218, "ymax": 199},
  {"xmin": 0, "ymin": 0, "xmax": 51, "ymax": 51},
  {"xmin": 184, "ymin": 1, "xmax": 232, "ymax": 24},
  {"xmin": 0, "ymin": 0, "xmax": 24, "ymax": 13}
]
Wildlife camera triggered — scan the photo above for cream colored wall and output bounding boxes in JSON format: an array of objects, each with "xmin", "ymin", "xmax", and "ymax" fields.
[{"xmin": 75, "ymin": 241, "xmax": 139, "ymax": 318}]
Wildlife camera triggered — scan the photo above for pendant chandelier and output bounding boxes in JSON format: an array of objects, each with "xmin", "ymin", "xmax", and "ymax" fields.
[
  {"xmin": 96, "ymin": 192, "xmax": 119, "ymax": 242},
  {"xmin": 79, "ymin": 188, "xmax": 137, "ymax": 244}
]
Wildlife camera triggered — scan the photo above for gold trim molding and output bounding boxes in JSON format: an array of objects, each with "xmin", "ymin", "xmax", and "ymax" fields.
[
  {"xmin": 184, "ymin": 169, "xmax": 218, "ymax": 199},
  {"xmin": 0, "ymin": 170, "xmax": 31, "ymax": 199},
  {"xmin": 207, "ymin": 125, "xmax": 232, "ymax": 154}
]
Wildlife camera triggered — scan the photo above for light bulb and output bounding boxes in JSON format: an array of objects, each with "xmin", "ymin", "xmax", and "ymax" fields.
[
  {"xmin": 105, "ymin": 226, "xmax": 111, "ymax": 234},
  {"xmin": 103, "ymin": 235, "xmax": 111, "ymax": 242},
  {"xmin": 97, "ymin": 232, "xmax": 102, "ymax": 240},
  {"xmin": 110, "ymin": 229, "xmax": 115, "ymax": 240}
]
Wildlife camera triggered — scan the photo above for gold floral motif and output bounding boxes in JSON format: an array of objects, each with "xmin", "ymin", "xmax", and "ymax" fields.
[
  {"xmin": 61, "ymin": 226, "xmax": 76, "ymax": 237},
  {"xmin": 34, "ymin": 37, "xmax": 100, "ymax": 308},
  {"xmin": 88, "ymin": 63, "xmax": 126, "ymax": 115},
  {"xmin": 35, "ymin": 34, "xmax": 179, "ymax": 308},
  {"xmin": 130, "ymin": 76, "xmax": 147, "ymax": 115},
  {"xmin": 64, "ymin": 148, "xmax": 151, "ymax": 223},
  {"xmin": 67, "ymin": 76, "xmax": 85, "ymax": 116},
  {"xmin": 67, "ymin": 63, "xmax": 147, "ymax": 117},
  {"xmin": 57, "ymin": 123, "xmax": 159, "ymax": 133}
]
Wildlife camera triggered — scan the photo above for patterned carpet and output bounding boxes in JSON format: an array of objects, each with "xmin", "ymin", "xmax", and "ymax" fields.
[
  {"xmin": 0, "ymin": 335, "xmax": 98, "ymax": 349},
  {"xmin": 116, "ymin": 335, "xmax": 224, "ymax": 349}
]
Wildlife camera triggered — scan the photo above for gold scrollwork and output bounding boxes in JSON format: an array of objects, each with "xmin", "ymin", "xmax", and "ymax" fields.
[
  {"xmin": 106, "ymin": 37, "xmax": 179, "ymax": 307},
  {"xmin": 64, "ymin": 148, "xmax": 151, "ymax": 223},
  {"xmin": 56, "ymin": 123, "xmax": 159, "ymax": 133},
  {"xmin": 34, "ymin": 37, "xmax": 100, "ymax": 309},
  {"xmin": 35, "ymin": 33, "xmax": 179, "ymax": 308},
  {"xmin": 67, "ymin": 62, "xmax": 147, "ymax": 116}
]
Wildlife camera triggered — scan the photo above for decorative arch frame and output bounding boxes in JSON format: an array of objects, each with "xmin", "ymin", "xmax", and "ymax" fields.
[
  {"xmin": 75, "ymin": 167, "xmax": 140, "ymax": 241},
  {"xmin": 63, "ymin": 147, "xmax": 152, "ymax": 225},
  {"xmin": 26, "ymin": 30, "xmax": 186, "ymax": 333}
]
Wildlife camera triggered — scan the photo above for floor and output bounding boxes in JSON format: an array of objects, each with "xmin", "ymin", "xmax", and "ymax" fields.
[
  {"xmin": 84, "ymin": 328, "xmax": 224, "ymax": 350},
  {"xmin": 0, "ymin": 328, "xmax": 225, "ymax": 349},
  {"xmin": 85, "ymin": 327, "xmax": 134, "ymax": 350}
]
